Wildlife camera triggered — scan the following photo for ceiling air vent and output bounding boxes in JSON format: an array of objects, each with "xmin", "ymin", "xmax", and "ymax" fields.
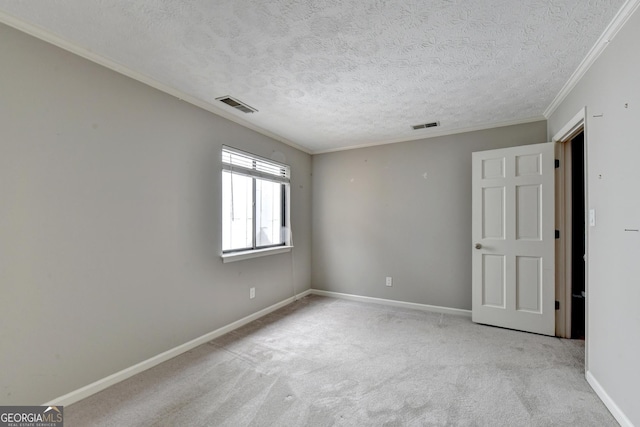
[
  {"xmin": 216, "ymin": 96, "xmax": 258, "ymax": 114},
  {"xmin": 412, "ymin": 121, "xmax": 440, "ymax": 130}
]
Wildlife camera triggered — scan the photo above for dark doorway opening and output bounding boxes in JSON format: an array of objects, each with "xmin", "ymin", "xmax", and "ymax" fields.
[{"xmin": 570, "ymin": 132, "xmax": 586, "ymax": 339}]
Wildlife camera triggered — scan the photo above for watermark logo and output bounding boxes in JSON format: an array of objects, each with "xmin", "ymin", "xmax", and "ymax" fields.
[{"xmin": 0, "ymin": 406, "xmax": 63, "ymax": 427}]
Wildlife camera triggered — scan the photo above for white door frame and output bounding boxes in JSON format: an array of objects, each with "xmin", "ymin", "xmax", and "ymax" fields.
[
  {"xmin": 554, "ymin": 142, "xmax": 568, "ymax": 338},
  {"xmin": 553, "ymin": 107, "xmax": 588, "ymax": 367}
]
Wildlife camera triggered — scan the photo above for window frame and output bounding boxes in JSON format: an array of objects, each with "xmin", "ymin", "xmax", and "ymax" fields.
[{"xmin": 221, "ymin": 146, "xmax": 292, "ymax": 262}]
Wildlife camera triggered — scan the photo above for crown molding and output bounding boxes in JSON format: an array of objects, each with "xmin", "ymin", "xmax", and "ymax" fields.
[
  {"xmin": 311, "ymin": 116, "xmax": 546, "ymax": 155},
  {"xmin": 0, "ymin": 10, "xmax": 313, "ymax": 155},
  {"xmin": 5, "ymin": 1, "xmax": 634, "ymax": 156},
  {"xmin": 543, "ymin": 0, "xmax": 640, "ymax": 119}
]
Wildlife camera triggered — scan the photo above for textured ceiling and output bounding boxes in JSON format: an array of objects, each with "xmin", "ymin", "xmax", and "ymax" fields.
[{"xmin": 0, "ymin": 0, "xmax": 627, "ymax": 152}]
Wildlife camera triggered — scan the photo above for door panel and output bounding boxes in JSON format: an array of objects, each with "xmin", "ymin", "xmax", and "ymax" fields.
[
  {"xmin": 516, "ymin": 256, "xmax": 542, "ymax": 313},
  {"xmin": 482, "ymin": 187, "xmax": 505, "ymax": 239},
  {"xmin": 482, "ymin": 157, "xmax": 506, "ymax": 179},
  {"xmin": 516, "ymin": 184, "xmax": 541, "ymax": 240},
  {"xmin": 516, "ymin": 153, "xmax": 542, "ymax": 176},
  {"xmin": 472, "ymin": 142, "xmax": 555, "ymax": 336},
  {"xmin": 482, "ymin": 254, "xmax": 506, "ymax": 308}
]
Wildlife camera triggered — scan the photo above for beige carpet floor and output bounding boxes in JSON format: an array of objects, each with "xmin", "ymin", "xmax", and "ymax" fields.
[{"xmin": 65, "ymin": 295, "xmax": 617, "ymax": 426}]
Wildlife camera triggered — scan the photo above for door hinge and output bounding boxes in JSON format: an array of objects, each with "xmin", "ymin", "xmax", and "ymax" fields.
[
  {"xmin": 555, "ymin": 301, "xmax": 560, "ymax": 310},
  {"xmin": 555, "ymin": 230, "xmax": 560, "ymax": 239},
  {"xmin": 555, "ymin": 159, "xmax": 560, "ymax": 168}
]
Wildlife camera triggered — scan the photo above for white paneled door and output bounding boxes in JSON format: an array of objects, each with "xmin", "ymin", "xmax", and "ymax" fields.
[{"xmin": 472, "ymin": 143, "xmax": 555, "ymax": 336}]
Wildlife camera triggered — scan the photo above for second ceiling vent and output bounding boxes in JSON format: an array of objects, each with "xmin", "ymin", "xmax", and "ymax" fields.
[
  {"xmin": 216, "ymin": 96, "xmax": 258, "ymax": 114},
  {"xmin": 412, "ymin": 121, "xmax": 440, "ymax": 130}
]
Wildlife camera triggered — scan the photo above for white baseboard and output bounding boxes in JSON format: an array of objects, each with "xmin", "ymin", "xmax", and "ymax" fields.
[
  {"xmin": 586, "ymin": 370, "xmax": 633, "ymax": 427},
  {"xmin": 309, "ymin": 289, "xmax": 472, "ymax": 317},
  {"xmin": 43, "ymin": 288, "xmax": 465, "ymax": 406},
  {"xmin": 44, "ymin": 288, "xmax": 630, "ymax": 427},
  {"xmin": 43, "ymin": 289, "xmax": 312, "ymax": 407}
]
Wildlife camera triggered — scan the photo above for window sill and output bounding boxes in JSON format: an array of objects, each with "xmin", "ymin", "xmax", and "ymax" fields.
[{"xmin": 221, "ymin": 246, "xmax": 293, "ymax": 263}]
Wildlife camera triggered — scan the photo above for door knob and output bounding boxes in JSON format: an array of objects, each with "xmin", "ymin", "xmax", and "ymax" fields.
[{"xmin": 475, "ymin": 243, "xmax": 482, "ymax": 249}]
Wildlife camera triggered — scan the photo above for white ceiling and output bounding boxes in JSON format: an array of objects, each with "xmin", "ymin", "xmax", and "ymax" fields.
[{"xmin": 0, "ymin": 0, "xmax": 628, "ymax": 153}]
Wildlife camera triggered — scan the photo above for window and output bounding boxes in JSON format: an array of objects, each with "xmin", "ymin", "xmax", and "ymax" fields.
[{"xmin": 221, "ymin": 146, "xmax": 290, "ymax": 259}]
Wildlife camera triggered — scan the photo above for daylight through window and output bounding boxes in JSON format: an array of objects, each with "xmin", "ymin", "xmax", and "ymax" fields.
[{"xmin": 222, "ymin": 146, "xmax": 290, "ymax": 253}]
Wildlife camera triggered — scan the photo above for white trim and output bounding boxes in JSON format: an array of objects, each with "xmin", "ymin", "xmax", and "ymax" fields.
[
  {"xmin": 312, "ymin": 116, "xmax": 545, "ymax": 154},
  {"xmin": 552, "ymin": 107, "xmax": 586, "ymax": 142},
  {"xmin": 221, "ymin": 246, "xmax": 293, "ymax": 263},
  {"xmin": 544, "ymin": 0, "xmax": 640, "ymax": 118},
  {"xmin": 42, "ymin": 289, "xmax": 312, "ymax": 407},
  {"xmin": 0, "ymin": 10, "xmax": 312, "ymax": 155},
  {"xmin": 310, "ymin": 289, "xmax": 472, "ymax": 317},
  {"xmin": 586, "ymin": 371, "xmax": 634, "ymax": 427}
]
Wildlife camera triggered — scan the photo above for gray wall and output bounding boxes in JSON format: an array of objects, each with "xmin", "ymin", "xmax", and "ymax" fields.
[
  {"xmin": 547, "ymin": 7, "xmax": 640, "ymax": 425},
  {"xmin": 0, "ymin": 23, "xmax": 311, "ymax": 405},
  {"xmin": 312, "ymin": 121, "xmax": 547, "ymax": 310}
]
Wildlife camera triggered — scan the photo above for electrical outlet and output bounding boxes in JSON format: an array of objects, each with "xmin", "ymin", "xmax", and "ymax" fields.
[
  {"xmin": 385, "ymin": 277, "xmax": 393, "ymax": 287},
  {"xmin": 250, "ymin": 287, "xmax": 255, "ymax": 299}
]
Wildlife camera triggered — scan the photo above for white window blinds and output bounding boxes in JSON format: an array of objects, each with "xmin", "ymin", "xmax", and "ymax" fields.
[{"xmin": 222, "ymin": 146, "xmax": 290, "ymax": 183}]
